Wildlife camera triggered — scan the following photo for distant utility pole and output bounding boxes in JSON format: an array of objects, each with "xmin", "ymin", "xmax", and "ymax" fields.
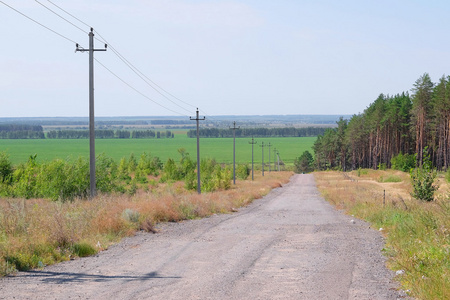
[
  {"xmin": 249, "ymin": 137, "xmax": 257, "ymax": 181},
  {"xmin": 76, "ymin": 28, "xmax": 106, "ymax": 199},
  {"xmin": 273, "ymin": 147, "xmax": 277, "ymax": 171},
  {"xmin": 230, "ymin": 121, "xmax": 240, "ymax": 185},
  {"xmin": 268, "ymin": 142, "xmax": 271, "ymax": 173},
  {"xmin": 276, "ymin": 151, "xmax": 280, "ymax": 171},
  {"xmin": 260, "ymin": 141, "xmax": 265, "ymax": 176},
  {"xmin": 190, "ymin": 108, "xmax": 205, "ymax": 194}
]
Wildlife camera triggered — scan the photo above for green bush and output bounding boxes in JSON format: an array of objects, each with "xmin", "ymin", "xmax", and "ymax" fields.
[
  {"xmin": 391, "ymin": 153, "xmax": 416, "ymax": 172},
  {"xmin": 200, "ymin": 160, "xmax": 232, "ymax": 192},
  {"xmin": 184, "ymin": 172, "xmax": 196, "ymax": 190},
  {"xmin": 71, "ymin": 242, "xmax": 97, "ymax": 257},
  {"xmin": 12, "ymin": 154, "xmax": 38, "ymax": 199},
  {"xmin": 0, "ymin": 153, "xmax": 127, "ymax": 201},
  {"xmin": 0, "ymin": 152, "xmax": 13, "ymax": 184},
  {"xmin": 410, "ymin": 150, "xmax": 438, "ymax": 202},
  {"xmin": 136, "ymin": 152, "xmax": 162, "ymax": 177},
  {"xmin": 161, "ymin": 149, "xmax": 196, "ymax": 184},
  {"xmin": 160, "ymin": 158, "xmax": 179, "ymax": 182},
  {"xmin": 118, "ymin": 157, "xmax": 130, "ymax": 180},
  {"xmin": 127, "ymin": 153, "xmax": 137, "ymax": 173},
  {"xmin": 95, "ymin": 153, "xmax": 123, "ymax": 194},
  {"xmin": 377, "ymin": 163, "xmax": 387, "ymax": 170},
  {"xmin": 236, "ymin": 164, "xmax": 250, "ymax": 180},
  {"xmin": 4, "ymin": 244, "xmax": 63, "ymax": 271}
]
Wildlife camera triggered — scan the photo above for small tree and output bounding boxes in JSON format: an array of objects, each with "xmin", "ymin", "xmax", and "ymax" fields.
[
  {"xmin": 294, "ymin": 150, "xmax": 314, "ymax": 173},
  {"xmin": 0, "ymin": 152, "xmax": 13, "ymax": 183},
  {"xmin": 410, "ymin": 148, "xmax": 438, "ymax": 201}
]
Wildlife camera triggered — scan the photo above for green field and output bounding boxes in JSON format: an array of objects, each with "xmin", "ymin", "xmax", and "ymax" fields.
[{"xmin": 0, "ymin": 135, "xmax": 316, "ymax": 166}]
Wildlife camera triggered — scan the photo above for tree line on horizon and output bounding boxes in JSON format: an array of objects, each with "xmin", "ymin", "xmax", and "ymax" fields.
[
  {"xmin": 0, "ymin": 127, "xmax": 174, "ymax": 139},
  {"xmin": 313, "ymin": 73, "xmax": 450, "ymax": 171},
  {"xmin": 187, "ymin": 127, "xmax": 327, "ymax": 138},
  {"xmin": 46, "ymin": 129, "xmax": 175, "ymax": 139}
]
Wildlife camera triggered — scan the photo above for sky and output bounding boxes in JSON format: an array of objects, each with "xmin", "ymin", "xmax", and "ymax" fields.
[{"xmin": 1, "ymin": 0, "xmax": 450, "ymax": 118}]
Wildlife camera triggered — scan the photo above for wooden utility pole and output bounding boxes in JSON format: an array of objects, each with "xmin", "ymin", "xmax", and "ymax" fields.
[
  {"xmin": 230, "ymin": 121, "xmax": 240, "ymax": 184},
  {"xmin": 249, "ymin": 137, "xmax": 257, "ymax": 180},
  {"xmin": 76, "ymin": 28, "xmax": 106, "ymax": 198},
  {"xmin": 273, "ymin": 147, "xmax": 277, "ymax": 171},
  {"xmin": 190, "ymin": 108, "xmax": 205, "ymax": 194},
  {"xmin": 260, "ymin": 142, "xmax": 265, "ymax": 176},
  {"xmin": 277, "ymin": 151, "xmax": 280, "ymax": 171}
]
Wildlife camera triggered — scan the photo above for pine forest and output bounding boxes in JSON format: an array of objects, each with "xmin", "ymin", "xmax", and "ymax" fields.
[{"xmin": 313, "ymin": 73, "xmax": 450, "ymax": 171}]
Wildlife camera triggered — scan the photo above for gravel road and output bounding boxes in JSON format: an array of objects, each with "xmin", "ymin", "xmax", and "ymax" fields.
[{"xmin": 0, "ymin": 174, "xmax": 403, "ymax": 299}]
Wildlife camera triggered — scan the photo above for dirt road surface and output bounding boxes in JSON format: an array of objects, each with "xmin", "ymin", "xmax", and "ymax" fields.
[{"xmin": 0, "ymin": 174, "xmax": 403, "ymax": 299}]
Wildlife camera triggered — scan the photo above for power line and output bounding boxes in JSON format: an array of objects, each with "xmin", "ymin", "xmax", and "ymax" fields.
[
  {"xmin": 198, "ymin": 108, "xmax": 218, "ymax": 122},
  {"xmin": 96, "ymin": 30, "xmax": 197, "ymax": 110},
  {"xmin": 93, "ymin": 35, "xmax": 197, "ymax": 115},
  {"xmin": 1, "ymin": 1, "xmax": 78, "ymax": 44},
  {"xmin": 99, "ymin": 41, "xmax": 193, "ymax": 114},
  {"xmin": 15, "ymin": 0, "xmax": 206, "ymax": 118},
  {"xmin": 94, "ymin": 58, "xmax": 189, "ymax": 117},
  {"xmin": 43, "ymin": 0, "xmax": 197, "ymax": 113},
  {"xmin": 47, "ymin": 0, "xmax": 91, "ymax": 28},
  {"xmin": 35, "ymin": 0, "xmax": 87, "ymax": 34}
]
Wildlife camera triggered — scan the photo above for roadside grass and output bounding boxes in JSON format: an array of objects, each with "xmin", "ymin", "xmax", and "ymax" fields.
[
  {"xmin": 0, "ymin": 171, "xmax": 292, "ymax": 276},
  {"xmin": 314, "ymin": 170, "xmax": 450, "ymax": 300}
]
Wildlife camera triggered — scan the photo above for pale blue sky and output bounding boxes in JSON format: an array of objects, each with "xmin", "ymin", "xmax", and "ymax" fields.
[{"xmin": 1, "ymin": 0, "xmax": 450, "ymax": 117}]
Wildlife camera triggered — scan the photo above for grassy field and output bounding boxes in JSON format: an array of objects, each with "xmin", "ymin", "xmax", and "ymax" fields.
[{"xmin": 0, "ymin": 135, "xmax": 316, "ymax": 166}]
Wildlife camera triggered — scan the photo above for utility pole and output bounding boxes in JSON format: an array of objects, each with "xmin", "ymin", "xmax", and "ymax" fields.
[
  {"xmin": 268, "ymin": 142, "xmax": 271, "ymax": 173},
  {"xmin": 249, "ymin": 137, "xmax": 257, "ymax": 181},
  {"xmin": 277, "ymin": 151, "xmax": 280, "ymax": 171},
  {"xmin": 273, "ymin": 147, "xmax": 277, "ymax": 171},
  {"xmin": 230, "ymin": 121, "xmax": 240, "ymax": 184},
  {"xmin": 76, "ymin": 28, "xmax": 106, "ymax": 199},
  {"xmin": 190, "ymin": 108, "xmax": 205, "ymax": 194},
  {"xmin": 260, "ymin": 141, "xmax": 265, "ymax": 176}
]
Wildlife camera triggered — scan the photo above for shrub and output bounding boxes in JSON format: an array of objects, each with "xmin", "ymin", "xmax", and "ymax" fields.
[
  {"xmin": 127, "ymin": 153, "xmax": 137, "ymax": 173},
  {"xmin": 0, "ymin": 152, "xmax": 13, "ymax": 184},
  {"xmin": 377, "ymin": 163, "xmax": 387, "ymax": 170},
  {"xmin": 71, "ymin": 242, "xmax": 97, "ymax": 257},
  {"xmin": 118, "ymin": 157, "xmax": 130, "ymax": 180},
  {"xmin": 96, "ymin": 153, "xmax": 123, "ymax": 193},
  {"xmin": 236, "ymin": 164, "xmax": 250, "ymax": 180},
  {"xmin": 161, "ymin": 149, "xmax": 196, "ymax": 183},
  {"xmin": 391, "ymin": 153, "xmax": 416, "ymax": 172},
  {"xmin": 160, "ymin": 158, "xmax": 178, "ymax": 182},
  {"xmin": 122, "ymin": 208, "xmax": 140, "ymax": 223},
  {"xmin": 12, "ymin": 154, "xmax": 38, "ymax": 199},
  {"xmin": 410, "ymin": 150, "xmax": 438, "ymax": 202},
  {"xmin": 136, "ymin": 152, "xmax": 162, "ymax": 177}
]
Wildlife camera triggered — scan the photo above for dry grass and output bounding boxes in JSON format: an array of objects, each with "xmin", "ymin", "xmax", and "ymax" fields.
[
  {"xmin": 0, "ymin": 171, "xmax": 292, "ymax": 276},
  {"xmin": 315, "ymin": 170, "xmax": 450, "ymax": 300}
]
